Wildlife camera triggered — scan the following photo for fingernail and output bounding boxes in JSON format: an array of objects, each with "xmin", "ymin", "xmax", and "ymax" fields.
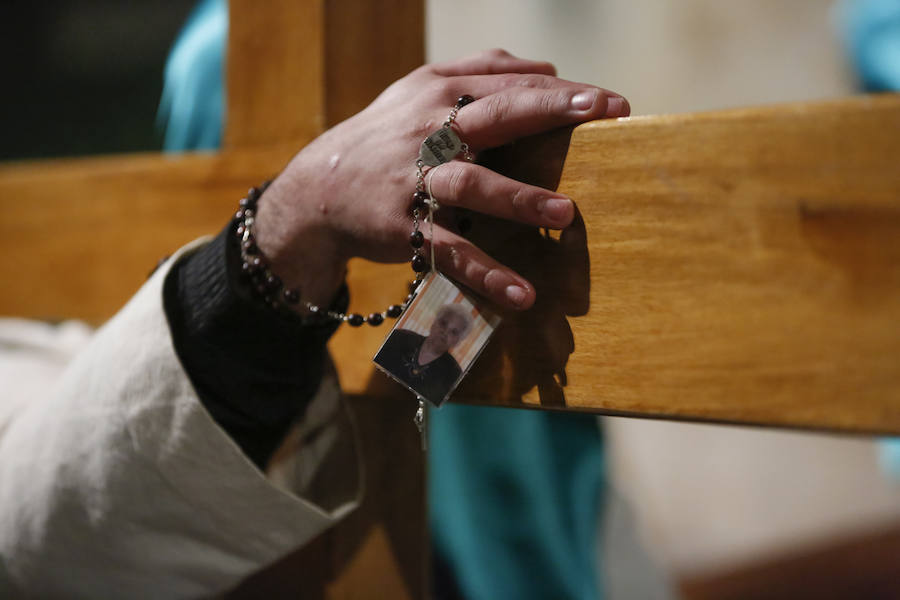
[
  {"xmin": 571, "ymin": 90, "xmax": 598, "ymax": 111},
  {"xmin": 539, "ymin": 197, "xmax": 573, "ymax": 223},
  {"xmin": 607, "ymin": 96, "xmax": 629, "ymax": 117},
  {"xmin": 505, "ymin": 284, "xmax": 527, "ymax": 306}
]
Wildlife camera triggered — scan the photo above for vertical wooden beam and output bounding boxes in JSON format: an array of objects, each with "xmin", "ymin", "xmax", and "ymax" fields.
[
  {"xmin": 323, "ymin": 0, "xmax": 425, "ymax": 126},
  {"xmin": 225, "ymin": 3, "xmax": 429, "ymax": 598},
  {"xmin": 225, "ymin": 0, "xmax": 326, "ymax": 148},
  {"xmin": 226, "ymin": 0, "xmax": 425, "ymax": 148}
]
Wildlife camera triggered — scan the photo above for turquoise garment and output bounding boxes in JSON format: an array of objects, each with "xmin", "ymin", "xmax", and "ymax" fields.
[
  {"xmin": 158, "ymin": 4, "xmax": 609, "ymax": 598},
  {"xmin": 430, "ymin": 405, "xmax": 605, "ymax": 600},
  {"xmin": 839, "ymin": 0, "xmax": 900, "ymax": 481},
  {"xmin": 840, "ymin": 0, "xmax": 900, "ymax": 91},
  {"xmin": 157, "ymin": 0, "xmax": 227, "ymax": 152}
]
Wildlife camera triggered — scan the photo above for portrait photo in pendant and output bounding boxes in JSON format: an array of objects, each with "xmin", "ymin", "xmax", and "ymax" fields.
[{"xmin": 374, "ymin": 272, "xmax": 502, "ymax": 406}]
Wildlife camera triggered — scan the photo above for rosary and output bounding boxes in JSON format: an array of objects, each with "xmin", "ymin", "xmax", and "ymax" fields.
[{"xmin": 235, "ymin": 95, "xmax": 502, "ymax": 449}]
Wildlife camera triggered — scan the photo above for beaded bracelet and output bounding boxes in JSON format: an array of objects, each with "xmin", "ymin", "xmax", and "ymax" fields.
[
  {"xmin": 235, "ymin": 184, "xmax": 407, "ymax": 326},
  {"xmin": 234, "ymin": 94, "xmax": 476, "ymax": 327}
]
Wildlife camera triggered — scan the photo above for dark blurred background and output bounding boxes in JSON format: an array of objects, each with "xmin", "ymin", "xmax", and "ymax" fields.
[{"xmin": 0, "ymin": 0, "xmax": 195, "ymax": 161}]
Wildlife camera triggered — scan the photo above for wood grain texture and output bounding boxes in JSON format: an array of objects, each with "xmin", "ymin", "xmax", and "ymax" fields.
[
  {"xmin": 226, "ymin": 0, "xmax": 325, "ymax": 148},
  {"xmin": 323, "ymin": 0, "xmax": 425, "ymax": 126},
  {"xmin": 226, "ymin": 0, "xmax": 424, "ymax": 148},
  {"xmin": 0, "ymin": 145, "xmax": 298, "ymax": 322},
  {"xmin": 333, "ymin": 94, "xmax": 900, "ymax": 434},
  {"xmin": 472, "ymin": 93, "xmax": 900, "ymax": 433}
]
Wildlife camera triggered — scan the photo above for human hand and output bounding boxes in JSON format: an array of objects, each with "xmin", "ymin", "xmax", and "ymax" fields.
[{"xmin": 254, "ymin": 49, "xmax": 629, "ymax": 311}]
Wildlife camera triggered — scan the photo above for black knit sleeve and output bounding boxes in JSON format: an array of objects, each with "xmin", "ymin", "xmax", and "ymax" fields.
[{"xmin": 162, "ymin": 222, "xmax": 347, "ymax": 469}]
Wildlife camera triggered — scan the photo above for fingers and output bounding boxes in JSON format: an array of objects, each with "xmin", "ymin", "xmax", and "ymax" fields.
[
  {"xmin": 427, "ymin": 48, "xmax": 557, "ymax": 77},
  {"xmin": 455, "ymin": 85, "xmax": 629, "ymax": 150},
  {"xmin": 418, "ymin": 51, "xmax": 629, "ymax": 152},
  {"xmin": 429, "ymin": 226, "xmax": 536, "ymax": 310},
  {"xmin": 428, "ymin": 162, "xmax": 574, "ymax": 229},
  {"xmin": 448, "ymin": 71, "xmax": 590, "ymax": 99}
]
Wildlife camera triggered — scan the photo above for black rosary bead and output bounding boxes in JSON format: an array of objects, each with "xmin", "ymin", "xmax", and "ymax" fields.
[
  {"xmin": 412, "ymin": 190, "xmax": 429, "ymax": 211},
  {"xmin": 242, "ymin": 240, "xmax": 258, "ymax": 255},
  {"xmin": 456, "ymin": 95, "xmax": 475, "ymax": 107},
  {"xmin": 386, "ymin": 304, "xmax": 403, "ymax": 318},
  {"xmin": 409, "ymin": 230, "xmax": 424, "ymax": 248},
  {"xmin": 367, "ymin": 313, "xmax": 384, "ymax": 326},
  {"xmin": 266, "ymin": 274, "xmax": 282, "ymax": 291},
  {"xmin": 239, "ymin": 197, "xmax": 251, "ymax": 209},
  {"xmin": 347, "ymin": 313, "xmax": 365, "ymax": 327},
  {"xmin": 411, "ymin": 252, "xmax": 427, "ymax": 273},
  {"xmin": 283, "ymin": 288, "xmax": 300, "ymax": 304}
]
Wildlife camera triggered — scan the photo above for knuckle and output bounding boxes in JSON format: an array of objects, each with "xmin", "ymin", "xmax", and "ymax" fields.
[
  {"xmin": 538, "ymin": 61, "xmax": 558, "ymax": 76},
  {"xmin": 471, "ymin": 263, "xmax": 492, "ymax": 291},
  {"xmin": 536, "ymin": 91, "xmax": 560, "ymax": 116},
  {"xmin": 449, "ymin": 244, "xmax": 465, "ymax": 272},
  {"xmin": 428, "ymin": 78, "xmax": 455, "ymax": 101},
  {"xmin": 516, "ymin": 74, "xmax": 552, "ymax": 89},
  {"xmin": 494, "ymin": 73, "xmax": 518, "ymax": 89},
  {"xmin": 445, "ymin": 164, "xmax": 475, "ymax": 201},
  {"xmin": 484, "ymin": 93, "xmax": 508, "ymax": 124},
  {"xmin": 437, "ymin": 239, "xmax": 466, "ymax": 273},
  {"xmin": 410, "ymin": 116, "xmax": 438, "ymax": 140},
  {"xmin": 479, "ymin": 267, "xmax": 503, "ymax": 293},
  {"xmin": 485, "ymin": 47, "xmax": 511, "ymax": 59},
  {"xmin": 510, "ymin": 187, "xmax": 529, "ymax": 214},
  {"xmin": 412, "ymin": 63, "xmax": 435, "ymax": 77}
]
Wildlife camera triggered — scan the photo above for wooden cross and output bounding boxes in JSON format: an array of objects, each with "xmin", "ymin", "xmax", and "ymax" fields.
[{"xmin": 1, "ymin": 1, "xmax": 898, "ymax": 596}]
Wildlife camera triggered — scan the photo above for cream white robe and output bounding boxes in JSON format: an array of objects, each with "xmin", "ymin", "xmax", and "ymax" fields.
[{"xmin": 0, "ymin": 243, "xmax": 360, "ymax": 598}]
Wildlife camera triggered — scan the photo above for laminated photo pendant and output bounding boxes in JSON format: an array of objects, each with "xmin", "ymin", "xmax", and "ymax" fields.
[
  {"xmin": 418, "ymin": 126, "xmax": 463, "ymax": 166},
  {"xmin": 374, "ymin": 272, "xmax": 502, "ymax": 409}
]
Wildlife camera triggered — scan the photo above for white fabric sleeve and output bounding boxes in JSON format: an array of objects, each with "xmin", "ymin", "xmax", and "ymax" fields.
[{"xmin": 0, "ymin": 245, "xmax": 361, "ymax": 599}]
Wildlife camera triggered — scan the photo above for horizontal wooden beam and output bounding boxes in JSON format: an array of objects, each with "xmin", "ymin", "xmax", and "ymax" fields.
[
  {"xmin": 334, "ymin": 94, "xmax": 900, "ymax": 434},
  {"xmin": 2, "ymin": 95, "xmax": 898, "ymax": 434},
  {"xmin": 465, "ymin": 93, "xmax": 900, "ymax": 433},
  {"xmin": 0, "ymin": 145, "xmax": 300, "ymax": 322}
]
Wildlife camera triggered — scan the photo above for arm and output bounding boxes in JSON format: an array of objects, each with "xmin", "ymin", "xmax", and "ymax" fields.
[{"xmin": 0, "ymin": 50, "xmax": 629, "ymax": 597}]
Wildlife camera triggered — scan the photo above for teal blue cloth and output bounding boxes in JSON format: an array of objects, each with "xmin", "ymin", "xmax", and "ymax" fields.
[
  {"xmin": 157, "ymin": 0, "xmax": 227, "ymax": 152},
  {"xmin": 840, "ymin": 0, "xmax": 900, "ymax": 481},
  {"xmin": 430, "ymin": 405, "xmax": 605, "ymax": 600},
  {"xmin": 840, "ymin": 0, "xmax": 900, "ymax": 91}
]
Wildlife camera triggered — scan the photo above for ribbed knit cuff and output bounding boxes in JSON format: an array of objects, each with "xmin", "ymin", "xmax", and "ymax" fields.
[{"xmin": 162, "ymin": 222, "xmax": 348, "ymax": 468}]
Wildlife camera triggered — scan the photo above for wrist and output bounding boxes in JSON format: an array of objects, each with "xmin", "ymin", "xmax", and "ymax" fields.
[{"xmin": 252, "ymin": 178, "xmax": 348, "ymax": 312}]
